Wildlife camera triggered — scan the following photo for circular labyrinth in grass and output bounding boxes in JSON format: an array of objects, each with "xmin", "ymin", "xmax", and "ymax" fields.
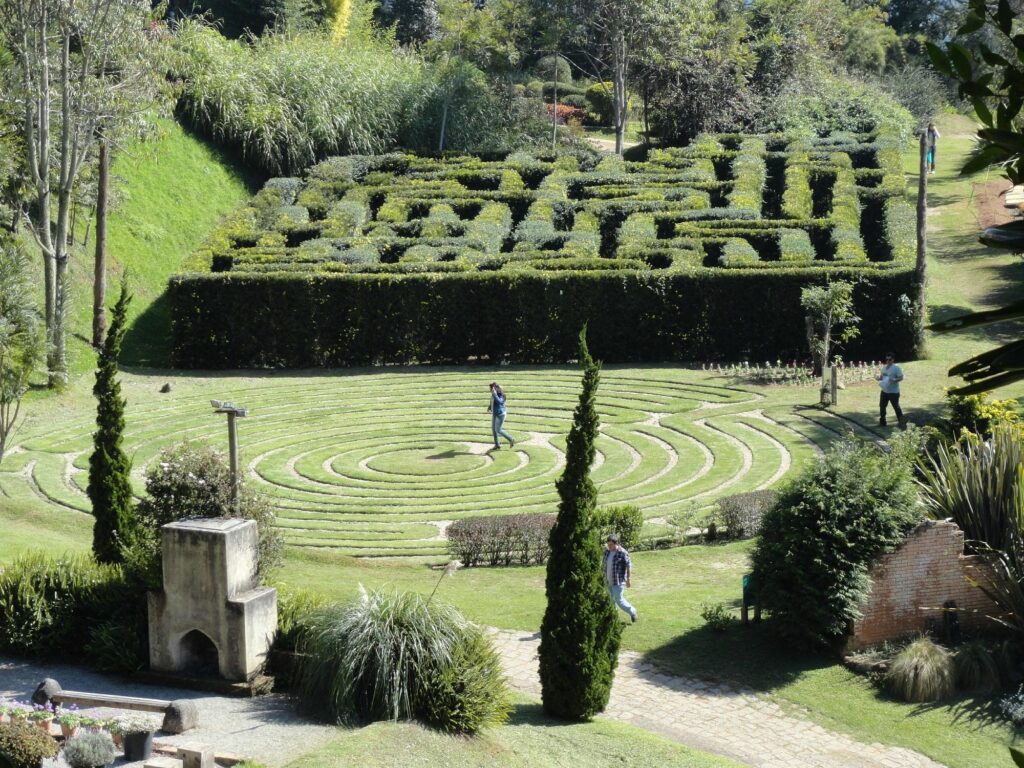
[{"xmin": 2, "ymin": 368, "xmax": 875, "ymax": 558}]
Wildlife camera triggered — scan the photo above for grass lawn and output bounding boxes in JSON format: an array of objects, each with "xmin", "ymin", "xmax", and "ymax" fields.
[
  {"xmin": 1, "ymin": 113, "xmax": 1022, "ymax": 767},
  {"xmin": 283, "ymin": 701, "xmax": 743, "ymax": 768}
]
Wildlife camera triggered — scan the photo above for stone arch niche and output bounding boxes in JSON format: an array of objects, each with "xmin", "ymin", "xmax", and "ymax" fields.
[
  {"xmin": 179, "ymin": 629, "xmax": 220, "ymax": 676},
  {"xmin": 148, "ymin": 518, "xmax": 277, "ymax": 681}
]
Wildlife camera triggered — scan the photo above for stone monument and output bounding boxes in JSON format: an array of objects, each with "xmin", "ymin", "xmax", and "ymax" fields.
[{"xmin": 148, "ymin": 518, "xmax": 277, "ymax": 682}]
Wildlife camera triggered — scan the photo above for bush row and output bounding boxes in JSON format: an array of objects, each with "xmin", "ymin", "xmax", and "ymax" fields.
[
  {"xmin": 446, "ymin": 506, "xmax": 645, "ymax": 568},
  {"xmin": 171, "ymin": 266, "xmax": 923, "ymax": 368}
]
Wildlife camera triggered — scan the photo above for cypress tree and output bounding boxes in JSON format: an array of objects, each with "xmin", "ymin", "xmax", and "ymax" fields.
[
  {"xmin": 88, "ymin": 278, "xmax": 136, "ymax": 563},
  {"xmin": 539, "ymin": 327, "xmax": 621, "ymax": 720}
]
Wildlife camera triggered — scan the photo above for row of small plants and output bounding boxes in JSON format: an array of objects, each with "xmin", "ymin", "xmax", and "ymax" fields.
[
  {"xmin": 705, "ymin": 359, "xmax": 883, "ymax": 387},
  {"xmin": 447, "ymin": 505, "xmax": 644, "ymax": 567},
  {"xmin": 0, "ymin": 708, "xmax": 159, "ymax": 768}
]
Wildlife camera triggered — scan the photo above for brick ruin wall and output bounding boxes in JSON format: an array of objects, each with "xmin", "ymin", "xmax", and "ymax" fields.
[{"xmin": 847, "ymin": 519, "xmax": 1005, "ymax": 650}]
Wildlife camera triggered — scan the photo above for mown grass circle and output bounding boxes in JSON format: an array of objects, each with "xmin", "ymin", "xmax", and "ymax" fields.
[{"xmin": 2, "ymin": 367, "xmax": 875, "ymax": 558}]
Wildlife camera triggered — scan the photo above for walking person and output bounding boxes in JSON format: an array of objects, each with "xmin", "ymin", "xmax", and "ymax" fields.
[
  {"xmin": 877, "ymin": 353, "xmax": 905, "ymax": 428},
  {"xmin": 487, "ymin": 382, "xmax": 515, "ymax": 450},
  {"xmin": 603, "ymin": 534, "xmax": 637, "ymax": 623},
  {"xmin": 926, "ymin": 121, "xmax": 940, "ymax": 174}
]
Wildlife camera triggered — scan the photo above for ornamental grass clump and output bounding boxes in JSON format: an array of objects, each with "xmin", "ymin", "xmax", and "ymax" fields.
[
  {"xmin": 886, "ymin": 637, "xmax": 955, "ymax": 703},
  {"xmin": 293, "ymin": 589, "xmax": 508, "ymax": 733},
  {"xmin": 954, "ymin": 640, "xmax": 1001, "ymax": 694}
]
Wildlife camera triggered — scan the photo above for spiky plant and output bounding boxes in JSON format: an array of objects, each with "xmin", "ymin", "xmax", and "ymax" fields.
[
  {"xmin": 954, "ymin": 640, "xmax": 1001, "ymax": 694},
  {"xmin": 538, "ymin": 327, "xmax": 621, "ymax": 721},
  {"xmin": 886, "ymin": 637, "xmax": 955, "ymax": 703},
  {"xmin": 88, "ymin": 277, "xmax": 137, "ymax": 563}
]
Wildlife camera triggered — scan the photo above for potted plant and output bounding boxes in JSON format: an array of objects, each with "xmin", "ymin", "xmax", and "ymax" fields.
[
  {"xmin": 62, "ymin": 731, "xmax": 117, "ymax": 768},
  {"xmin": 0, "ymin": 720, "xmax": 60, "ymax": 767},
  {"xmin": 0, "ymin": 701, "xmax": 10, "ymax": 724},
  {"xmin": 27, "ymin": 704, "xmax": 54, "ymax": 733},
  {"xmin": 103, "ymin": 718, "xmax": 122, "ymax": 748},
  {"xmin": 56, "ymin": 708, "xmax": 82, "ymax": 739},
  {"xmin": 115, "ymin": 713, "xmax": 158, "ymax": 761},
  {"xmin": 8, "ymin": 702, "xmax": 28, "ymax": 725}
]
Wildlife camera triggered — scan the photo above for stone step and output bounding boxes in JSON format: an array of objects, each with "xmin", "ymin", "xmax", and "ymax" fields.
[{"xmin": 144, "ymin": 757, "xmax": 183, "ymax": 768}]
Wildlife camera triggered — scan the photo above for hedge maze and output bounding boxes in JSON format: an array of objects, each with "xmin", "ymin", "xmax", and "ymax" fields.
[
  {"xmin": 172, "ymin": 130, "xmax": 921, "ymax": 368},
  {"xmin": 0, "ymin": 370, "xmax": 878, "ymax": 558}
]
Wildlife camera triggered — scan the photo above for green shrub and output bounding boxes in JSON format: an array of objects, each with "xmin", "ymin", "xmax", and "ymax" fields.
[
  {"xmin": 592, "ymin": 505, "xmax": 644, "ymax": 550},
  {"xmin": 62, "ymin": 732, "xmax": 116, "ymax": 768},
  {"xmin": 0, "ymin": 723, "xmax": 59, "ymax": 768},
  {"xmin": 0, "ymin": 554, "xmax": 143, "ymax": 661},
  {"xmin": 293, "ymin": 590, "xmax": 508, "ymax": 732},
  {"xmin": 700, "ymin": 602, "xmax": 735, "ymax": 632},
  {"xmin": 447, "ymin": 514, "xmax": 554, "ymax": 567},
  {"xmin": 171, "ymin": 23, "xmax": 529, "ymax": 175},
  {"xmin": 751, "ymin": 438, "xmax": 920, "ymax": 646},
  {"xmin": 715, "ymin": 490, "xmax": 778, "ymax": 540},
  {"xmin": 131, "ymin": 442, "xmax": 284, "ymax": 586},
  {"xmin": 585, "ymin": 82, "xmax": 615, "ymax": 125},
  {"xmin": 886, "ymin": 637, "xmax": 955, "ymax": 703},
  {"xmin": 416, "ymin": 629, "xmax": 512, "ymax": 733},
  {"xmin": 535, "ymin": 54, "xmax": 572, "ymax": 85},
  {"xmin": 954, "ymin": 641, "xmax": 1001, "ymax": 694}
]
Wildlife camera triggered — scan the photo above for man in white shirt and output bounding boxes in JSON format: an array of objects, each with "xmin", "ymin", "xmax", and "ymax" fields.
[{"xmin": 877, "ymin": 353, "xmax": 905, "ymax": 428}]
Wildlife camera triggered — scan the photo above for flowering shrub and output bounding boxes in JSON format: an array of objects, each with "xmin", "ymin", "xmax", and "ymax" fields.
[
  {"xmin": 128, "ymin": 442, "xmax": 283, "ymax": 586},
  {"xmin": 545, "ymin": 103, "xmax": 586, "ymax": 126}
]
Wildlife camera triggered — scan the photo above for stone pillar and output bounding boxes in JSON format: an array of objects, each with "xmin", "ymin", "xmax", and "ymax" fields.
[{"xmin": 148, "ymin": 518, "xmax": 277, "ymax": 681}]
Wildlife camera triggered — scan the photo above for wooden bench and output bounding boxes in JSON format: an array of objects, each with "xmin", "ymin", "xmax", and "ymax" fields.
[
  {"xmin": 35, "ymin": 679, "xmax": 199, "ymax": 734},
  {"xmin": 52, "ymin": 690, "xmax": 169, "ymax": 714}
]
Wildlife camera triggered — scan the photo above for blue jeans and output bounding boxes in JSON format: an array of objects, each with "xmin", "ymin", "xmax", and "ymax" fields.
[
  {"xmin": 608, "ymin": 584, "xmax": 636, "ymax": 620},
  {"xmin": 492, "ymin": 412, "xmax": 514, "ymax": 447}
]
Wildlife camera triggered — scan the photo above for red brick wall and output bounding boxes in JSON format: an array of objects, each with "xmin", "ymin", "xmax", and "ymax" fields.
[{"xmin": 847, "ymin": 520, "xmax": 1005, "ymax": 650}]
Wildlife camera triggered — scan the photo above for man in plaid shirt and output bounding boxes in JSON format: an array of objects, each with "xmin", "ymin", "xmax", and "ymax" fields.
[{"xmin": 602, "ymin": 533, "xmax": 637, "ymax": 623}]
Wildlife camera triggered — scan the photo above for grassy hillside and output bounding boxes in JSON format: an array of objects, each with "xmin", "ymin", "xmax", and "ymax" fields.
[{"xmin": 61, "ymin": 117, "xmax": 254, "ymax": 374}]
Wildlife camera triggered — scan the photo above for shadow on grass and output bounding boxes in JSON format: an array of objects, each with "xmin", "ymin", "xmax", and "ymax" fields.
[
  {"xmin": 641, "ymin": 622, "xmax": 834, "ymax": 694},
  {"xmin": 908, "ymin": 691, "xmax": 1008, "ymax": 731}
]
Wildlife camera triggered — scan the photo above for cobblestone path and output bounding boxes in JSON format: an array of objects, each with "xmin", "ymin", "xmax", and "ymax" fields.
[{"xmin": 490, "ymin": 629, "xmax": 946, "ymax": 768}]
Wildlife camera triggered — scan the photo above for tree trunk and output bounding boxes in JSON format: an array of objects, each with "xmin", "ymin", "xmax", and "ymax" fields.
[
  {"xmin": 93, "ymin": 137, "xmax": 109, "ymax": 347},
  {"xmin": 612, "ymin": 26, "xmax": 627, "ymax": 156},
  {"xmin": 550, "ymin": 54, "xmax": 559, "ymax": 153},
  {"xmin": 916, "ymin": 131, "xmax": 928, "ymax": 333}
]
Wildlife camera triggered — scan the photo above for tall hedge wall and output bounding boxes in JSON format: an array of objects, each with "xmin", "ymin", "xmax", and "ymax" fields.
[
  {"xmin": 170, "ymin": 129, "xmax": 923, "ymax": 368},
  {"xmin": 170, "ymin": 267, "xmax": 919, "ymax": 367}
]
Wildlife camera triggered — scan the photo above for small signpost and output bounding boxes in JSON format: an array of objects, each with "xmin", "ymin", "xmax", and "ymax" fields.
[{"xmin": 211, "ymin": 400, "xmax": 247, "ymax": 510}]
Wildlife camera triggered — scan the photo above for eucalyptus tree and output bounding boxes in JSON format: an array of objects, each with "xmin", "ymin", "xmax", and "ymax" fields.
[
  {"xmin": 0, "ymin": 239, "xmax": 44, "ymax": 464},
  {"xmin": 0, "ymin": 0, "xmax": 155, "ymax": 385}
]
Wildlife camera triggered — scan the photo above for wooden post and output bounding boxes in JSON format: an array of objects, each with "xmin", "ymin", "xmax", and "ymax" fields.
[
  {"xmin": 227, "ymin": 411, "xmax": 239, "ymax": 511},
  {"xmin": 916, "ymin": 132, "xmax": 928, "ymax": 333}
]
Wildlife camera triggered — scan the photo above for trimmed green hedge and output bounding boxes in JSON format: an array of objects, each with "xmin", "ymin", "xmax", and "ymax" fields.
[
  {"xmin": 171, "ymin": 266, "xmax": 920, "ymax": 367},
  {"xmin": 171, "ymin": 129, "xmax": 922, "ymax": 367}
]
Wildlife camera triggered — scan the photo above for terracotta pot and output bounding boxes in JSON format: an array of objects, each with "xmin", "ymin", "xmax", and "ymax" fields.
[
  {"xmin": 60, "ymin": 723, "xmax": 78, "ymax": 739},
  {"xmin": 111, "ymin": 732, "xmax": 123, "ymax": 749},
  {"xmin": 34, "ymin": 717, "xmax": 53, "ymax": 733}
]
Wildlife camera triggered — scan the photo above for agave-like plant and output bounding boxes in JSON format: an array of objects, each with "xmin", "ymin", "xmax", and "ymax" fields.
[{"xmin": 918, "ymin": 426, "xmax": 1024, "ymax": 635}]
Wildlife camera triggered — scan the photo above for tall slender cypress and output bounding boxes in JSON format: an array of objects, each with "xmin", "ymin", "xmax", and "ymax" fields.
[
  {"xmin": 539, "ymin": 327, "xmax": 621, "ymax": 720},
  {"xmin": 88, "ymin": 278, "xmax": 136, "ymax": 563}
]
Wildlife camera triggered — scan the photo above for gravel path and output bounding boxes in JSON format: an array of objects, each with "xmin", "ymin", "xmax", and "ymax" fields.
[
  {"xmin": 0, "ymin": 656, "xmax": 335, "ymax": 767},
  {"xmin": 490, "ymin": 629, "xmax": 947, "ymax": 768}
]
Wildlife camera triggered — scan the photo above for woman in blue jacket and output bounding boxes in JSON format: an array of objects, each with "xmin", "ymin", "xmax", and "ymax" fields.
[{"xmin": 487, "ymin": 382, "xmax": 515, "ymax": 450}]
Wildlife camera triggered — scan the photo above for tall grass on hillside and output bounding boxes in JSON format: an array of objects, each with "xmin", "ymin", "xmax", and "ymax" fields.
[{"xmin": 171, "ymin": 23, "xmax": 527, "ymax": 174}]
